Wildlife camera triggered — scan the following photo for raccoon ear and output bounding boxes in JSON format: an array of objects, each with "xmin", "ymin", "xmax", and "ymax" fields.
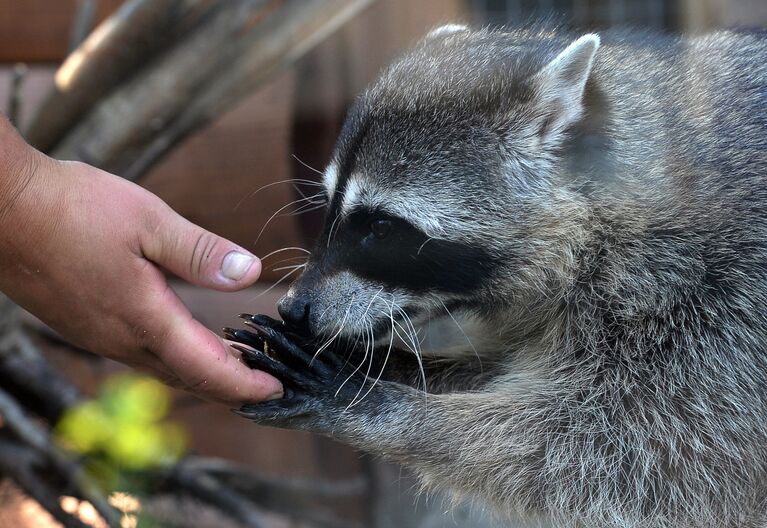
[
  {"xmin": 532, "ymin": 34, "xmax": 600, "ymax": 143},
  {"xmin": 426, "ymin": 24, "xmax": 469, "ymax": 39}
]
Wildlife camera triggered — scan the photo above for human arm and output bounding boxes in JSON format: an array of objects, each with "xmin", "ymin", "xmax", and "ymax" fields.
[{"xmin": 0, "ymin": 116, "xmax": 282, "ymax": 404}]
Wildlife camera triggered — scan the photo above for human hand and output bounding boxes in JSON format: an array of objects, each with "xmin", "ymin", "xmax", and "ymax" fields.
[{"xmin": 0, "ymin": 124, "xmax": 283, "ymax": 405}]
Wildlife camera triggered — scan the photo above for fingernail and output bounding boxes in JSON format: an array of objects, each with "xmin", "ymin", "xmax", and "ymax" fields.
[
  {"xmin": 265, "ymin": 389, "xmax": 284, "ymax": 401},
  {"xmin": 222, "ymin": 251, "xmax": 256, "ymax": 281}
]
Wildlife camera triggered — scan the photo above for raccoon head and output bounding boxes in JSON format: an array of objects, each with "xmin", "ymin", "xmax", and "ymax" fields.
[{"xmin": 278, "ymin": 28, "xmax": 600, "ymax": 356}]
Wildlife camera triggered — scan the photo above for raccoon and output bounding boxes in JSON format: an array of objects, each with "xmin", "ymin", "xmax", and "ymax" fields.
[{"xmin": 230, "ymin": 25, "xmax": 767, "ymax": 528}]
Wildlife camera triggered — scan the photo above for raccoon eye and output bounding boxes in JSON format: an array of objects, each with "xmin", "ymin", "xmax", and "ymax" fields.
[{"xmin": 370, "ymin": 219, "xmax": 393, "ymax": 239}]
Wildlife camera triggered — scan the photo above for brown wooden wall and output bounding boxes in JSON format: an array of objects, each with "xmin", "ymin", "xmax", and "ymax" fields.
[
  {"xmin": 680, "ymin": 0, "xmax": 767, "ymax": 30},
  {"xmin": 0, "ymin": 0, "xmax": 124, "ymax": 62}
]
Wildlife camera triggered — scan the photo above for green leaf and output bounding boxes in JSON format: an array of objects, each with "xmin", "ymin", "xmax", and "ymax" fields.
[
  {"xmin": 55, "ymin": 401, "xmax": 114, "ymax": 453},
  {"xmin": 101, "ymin": 374, "xmax": 171, "ymax": 424}
]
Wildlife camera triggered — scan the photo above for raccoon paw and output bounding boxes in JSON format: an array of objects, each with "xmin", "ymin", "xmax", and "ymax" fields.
[{"xmin": 225, "ymin": 314, "xmax": 360, "ymax": 431}]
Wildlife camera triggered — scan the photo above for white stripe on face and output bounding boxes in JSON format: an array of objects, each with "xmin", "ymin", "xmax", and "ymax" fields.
[
  {"xmin": 341, "ymin": 176, "xmax": 363, "ymax": 212},
  {"xmin": 323, "ymin": 162, "xmax": 339, "ymax": 201},
  {"xmin": 339, "ymin": 174, "xmax": 445, "ymax": 236}
]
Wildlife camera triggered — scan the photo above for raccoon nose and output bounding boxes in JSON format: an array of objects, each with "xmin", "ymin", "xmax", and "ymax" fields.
[{"xmin": 277, "ymin": 296, "xmax": 311, "ymax": 333}]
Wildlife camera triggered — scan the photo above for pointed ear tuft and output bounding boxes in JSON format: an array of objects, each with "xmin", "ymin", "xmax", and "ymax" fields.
[
  {"xmin": 541, "ymin": 34, "xmax": 600, "ymax": 90},
  {"xmin": 426, "ymin": 24, "xmax": 469, "ymax": 39},
  {"xmin": 533, "ymin": 34, "xmax": 600, "ymax": 143}
]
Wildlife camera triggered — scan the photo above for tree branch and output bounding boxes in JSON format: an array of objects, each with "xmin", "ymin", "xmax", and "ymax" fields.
[
  {"xmin": 0, "ymin": 437, "xmax": 92, "ymax": 528},
  {"xmin": 172, "ymin": 457, "xmax": 367, "ymax": 528},
  {"xmin": 168, "ymin": 464, "xmax": 269, "ymax": 528},
  {"xmin": 25, "ymin": 0, "xmax": 214, "ymax": 152},
  {"xmin": 0, "ymin": 296, "xmax": 81, "ymax": 423},
  {"xmin": 50, "ymin": 0, "xmax": 375, "ymax": 181},
  {"xmin": 69, "ymin": 0, "xmax": 99, "ymax": 53},
  {"xmin": 0, "ymin": 333, "xmax": 81, "ymax": 423},
  {"xmin": 0, "ymin": 386, "xmax": 120, "ymax": 526}
]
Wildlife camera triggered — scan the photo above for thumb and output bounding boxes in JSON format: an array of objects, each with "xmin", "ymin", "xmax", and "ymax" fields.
[{"xmin": 141, "ymin": 202, "xmax": 261, "ymax": 291}]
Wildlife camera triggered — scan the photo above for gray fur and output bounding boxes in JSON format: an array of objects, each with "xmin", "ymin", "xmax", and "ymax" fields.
[{"xmin": 262, "ymin": 26, "xmax": 767, "ymax": 527}]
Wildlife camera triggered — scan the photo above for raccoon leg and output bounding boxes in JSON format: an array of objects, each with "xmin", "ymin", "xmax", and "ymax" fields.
[
  {"xmin": 232, "ymin": 315, "xmax": 542, "ymax": 511},
  {"xmin": 230, "ymin": 314, "xmax": 399, "ymax": 430}
]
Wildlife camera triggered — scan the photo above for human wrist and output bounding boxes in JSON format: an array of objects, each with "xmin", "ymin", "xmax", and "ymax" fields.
[{"xmin": 0, "ymin": 117, "xmax": 46, "ymax": 228}]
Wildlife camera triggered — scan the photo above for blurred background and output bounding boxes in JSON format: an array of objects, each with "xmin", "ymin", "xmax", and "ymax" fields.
[{"xmin": 0, "ymin": 0, "xmax": 764, "ymax": 527}]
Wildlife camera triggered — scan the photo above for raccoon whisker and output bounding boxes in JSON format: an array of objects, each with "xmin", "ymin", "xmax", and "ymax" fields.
[
  {"xmin": 291, "ymin": 183, "xmax": 327, "ymax": 206},
  {"xmin": 359, "ymin": 288, "xmax": 384, "ymax": 326},
  {"xmin": 234, "ymin": 178, "xmax": 324, "ymax": 211},
  {"xmin": 348, "ymin": 309, "xmax": 369, "ymax": 354},
  {"xmin": 334, "ymin": 289, "xmax": 382, "ymax": 397},
  {"xmin": 259, "ymin": 246, "xmax": 311, "ymax": 261},
  {"xmin": 315, "ymin": 302, "xmax": 337, "ymax": 331},
  {"xmin": 394, "ymin": 304, "xmax": 428, "ymax": 395},
  {"xmin": 291, "ymin": 154, "xmax": 326, "ymax": 178},
  {"xmin": 291, "ymin": 188, "xmax": 327, "ymax": 203},
  {"xmin": 351, "ymin": 326, "xmax": 395, "ymax": 409},
  {"xmin": 288, "ymin": 202, "xmax": 328, "ymax": 217},
  {"xmin": 371, "ymin": 303, "xmax": 421, "ymax": 358},
  {"xmin": 326, "ymin": 213, "xmax": 343, "ymax": 248},
  {"xmin": 438, "ymin": 299, "xmax": 482, "ymax": 374},
  {"xmin": 250, "ymin": 265, "xmax": 303, "ymax": 301},
  {"xmin": 333, "ymin": 324, "xmax": 367, "ymax": 394},
  {"xmin": 395, "ymin": 304, "xmax": 423, "ymax": 354},
  {"xmin": 290, "ymin": 190, "xmax": 327, "ymax": 208},
  {"xmin": 337, "ymin": 319, "xmax": 374, "ymax": 400},
  {"xmin": 392, "ymin": 317, "xmax": 419, "ymax": 356},
  {"xmin": 270, "ymin": 263, "xmax": 307, "ymax": 273},
  {"xmin": 348, "ymin": 298, "xmax": 396, "ymax": 409},
  {"xmin": 392, "ymin": 317, "xmax": 427, "ymax": 397},
  {"xmin": 294, "ymin": 195, "xmax": 328, "ymax": 208},
  {"xmin": 417, "ymin": 236, "xmax": 436, "ymax": 256},
  {"xmin": 322, "ymin": 286, "xmax": 380, "ymax": 365},
  {"xmin": 292, "ymin": 183, "xmax": 311, "ymax": 202},
  {"xmin": 384, "ymin": 315, "xmax": 416, "ymax": 354},
  {"xmin": 348, "ymin": 297, "xmax": 396, "ymax": 407},
  {"xmin": 389, "ymin": 318, "xmax": 425, "ymax": 383},
  {"xmin": 390, "ymin": 310, "xmax": 421, "ymax": 365},
  {"xmin": 264, "ymin": 255, "xmax": 308, "ymax": 269},
  {"xmin": 256, "ymin": 194, "xmax": 328, "ymax": 245},
  {"xmin": 316, "ymin": 295, "xmax": 355, "ymax": 356},
  {"xmin": 347, "ymin": 331, "xmax": 378, "ymax": 409},
  {"xmin": 291, "ymin": 184, "xmax": 328, "ymax": 208}
]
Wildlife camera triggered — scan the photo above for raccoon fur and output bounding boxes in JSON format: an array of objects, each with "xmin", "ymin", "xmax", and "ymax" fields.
[{"xmin": 232, "ymin": 25, "xmax": 767, "ymax": 528}]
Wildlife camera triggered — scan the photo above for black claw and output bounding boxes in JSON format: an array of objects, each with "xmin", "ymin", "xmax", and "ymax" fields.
[
  {"xmin": 250, "ymin": 314, "xmax": 291, "ymax": 333},
  {"xmin": 230, "ymin": 313, "xmax": 358, "ymax": 407},
  {"xmin": 235, "ymin": 400, "xmax": 314, "ymax": 426},
  {"xmin": 249, "ymin": 313, "xmax": 279, "ymax": 325},
  {"xmin": 230, "ymin": 344, "xmax": 299, "ymax": 384},
  {"xmin": 231, "ymin": 321, "xmax": 314, "ymax": 370},
  {"xmin": 238, "ymin": 313, "xmax": 255, "ymax": 321},
  {"xmin": 263, "ymin": 328, "xmax": 315, "ymax": 364},
  {"xmin": 231, "ymin": 407, "xmax": 255, "ymax": 418},
  {"xmin": 233, "ymin": 405, "xmax": 279, "ymax": 422},
  {"xmin": 223, "ymin": 327, "xmax": 265, "ymax": 350},
  {"xmin": 237, "ymin": 314, "xmax": 267, "ymax": 334},
  {"xmin": 241, "ymin": 319, "xmax": 264, "ymax": 333}
]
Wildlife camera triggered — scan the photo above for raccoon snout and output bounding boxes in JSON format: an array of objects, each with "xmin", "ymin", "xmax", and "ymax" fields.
[{"xmin": 277, "ymin": 294, "xmax": 311, "ymax": 334}]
